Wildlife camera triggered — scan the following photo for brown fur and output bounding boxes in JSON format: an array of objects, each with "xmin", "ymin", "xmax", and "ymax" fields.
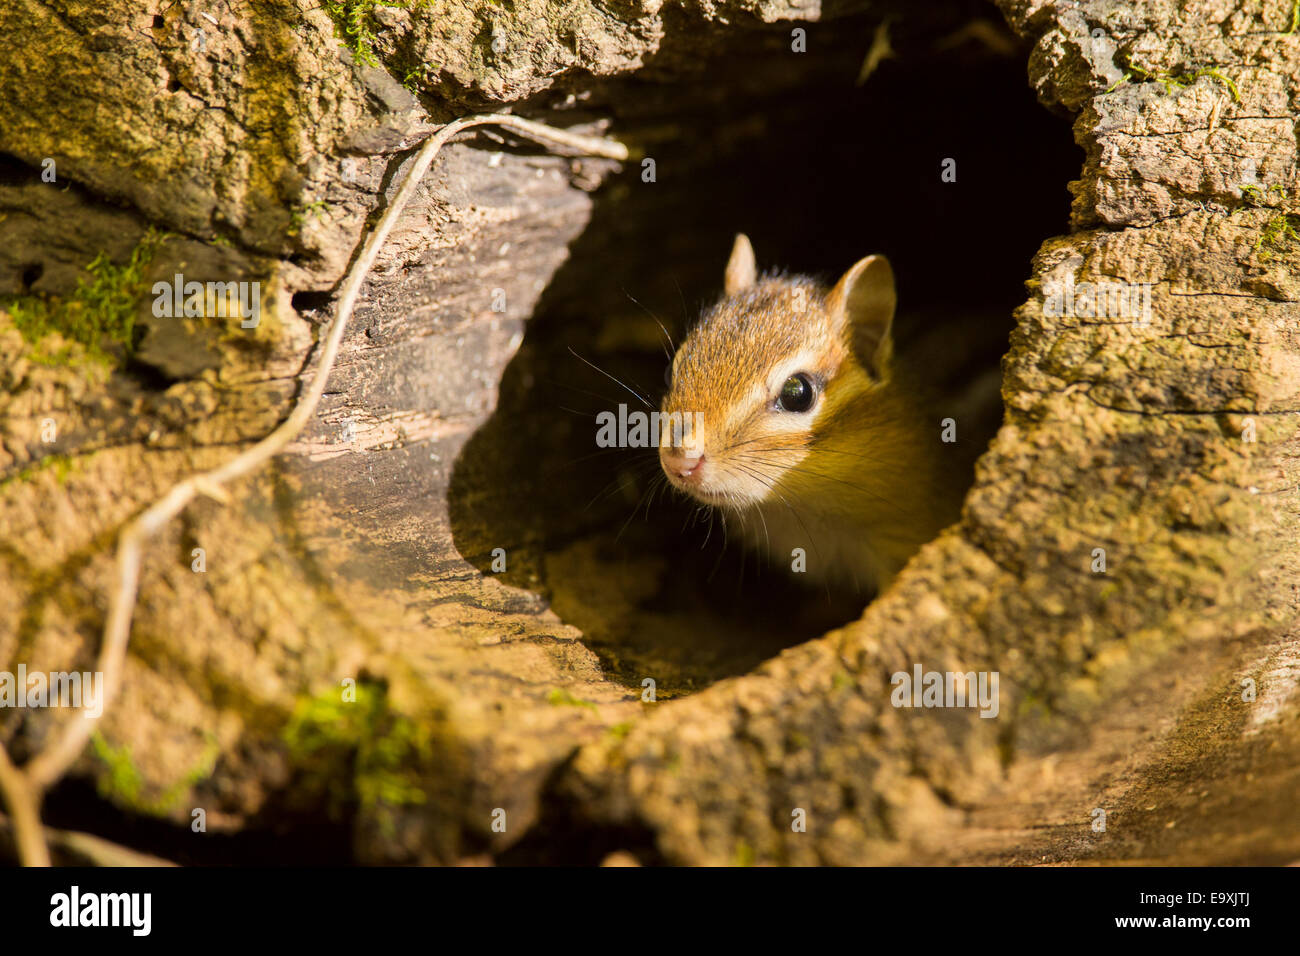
[{"xmin": 659, "ymin": 236, "xmax": 964, "ymax": 594}]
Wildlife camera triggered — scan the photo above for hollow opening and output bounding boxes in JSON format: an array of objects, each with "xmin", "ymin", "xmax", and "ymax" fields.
[
  {"xmin": 291, "ymin": 288, "xmax": 335, "ymax": 314},
  {"xmin": 0, "ymin": 152, "xmax": 33, "ymax": 187},
  {"xmin": 449, "ymin": 11, "xmax": 1079, "ymax": 696},
  {"xmin": 18, "ymin": 261, "xmax": 42, "ymax": 293}
]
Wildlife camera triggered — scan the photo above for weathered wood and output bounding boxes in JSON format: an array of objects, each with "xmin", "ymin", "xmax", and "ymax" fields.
[{"xmin": 1, "ymin": 0, "xmax": 1297, "ymax": 865}]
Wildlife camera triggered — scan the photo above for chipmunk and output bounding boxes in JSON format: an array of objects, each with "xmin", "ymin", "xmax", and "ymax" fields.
[{"xmin": 658, "ymin": 234, "xmax": 968, "ymax": 594}]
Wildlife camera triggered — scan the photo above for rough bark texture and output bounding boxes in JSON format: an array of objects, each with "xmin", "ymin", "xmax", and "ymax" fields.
[{"xmin": 1, "ymin": 0, "xmax": 1298, "ymax": 865}]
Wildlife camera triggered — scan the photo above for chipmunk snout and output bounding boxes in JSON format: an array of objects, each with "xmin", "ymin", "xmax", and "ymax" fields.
[{"xmin": 661, "ymin": 446, "xmax": 706, "ymax": 482}]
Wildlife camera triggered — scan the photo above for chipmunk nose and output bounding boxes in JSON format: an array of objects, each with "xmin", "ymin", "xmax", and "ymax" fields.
[{"xmin": 662, "ymin": 447, "xmax": 706, "ymax": 482}]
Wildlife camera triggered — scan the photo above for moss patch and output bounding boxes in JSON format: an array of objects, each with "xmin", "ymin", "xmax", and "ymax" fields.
[
  {"xmin": 283, "ymin": 680, "xmax": 431, "ymax": 829},
  {"xmin": 323, "ymin": 1, "xmax": 435, "ymax": 67},
  {"xmin": 287, "ymin": 199, "xmax": 330, "ymax": 237},
  {"xmin": 1255, "ymin": 212, "xmax": 1300, "ymax": 261},
  {"xmin": 91, "ymin": 729, "xmax": 219, "ymax": 817},
  {"xmin": 547, "ymin": 687, "xmax": 599, "ymax": 711},
  {"xmin": 3, "ymin": 229, "xmax": 167, "ymax": 368},
  {"xmin": 0, "ymin": 453, "xmax": 78, "ymax": 492},
  {"xmin": 1107, "ymin": 58, "xmax": 1241, "ymax": 103}
]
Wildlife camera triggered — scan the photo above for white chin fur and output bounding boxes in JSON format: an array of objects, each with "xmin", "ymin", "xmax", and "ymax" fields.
[{"xmin": 679, "ymin": 478, "xmax": 769, "ymax": 510}]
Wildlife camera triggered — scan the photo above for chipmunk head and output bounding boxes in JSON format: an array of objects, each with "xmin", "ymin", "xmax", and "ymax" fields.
[{"xmin": 659, "ymin": 233, "xmax": 897, "ymax": 508}]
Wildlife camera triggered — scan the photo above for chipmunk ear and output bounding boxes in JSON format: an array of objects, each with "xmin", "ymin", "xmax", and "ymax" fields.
[
  {"xmin": 724, "ymin": 233, "xmax": 757, "ymax": 296},
  {"xmin": 828, "ymin": 254, "xmax": 895, "ymax": 379}
]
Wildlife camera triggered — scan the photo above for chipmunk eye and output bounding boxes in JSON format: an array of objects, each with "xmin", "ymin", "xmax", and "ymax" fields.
[{"xmin": 777, "ymin": 373, "xmax": 816, "ymax": 412}]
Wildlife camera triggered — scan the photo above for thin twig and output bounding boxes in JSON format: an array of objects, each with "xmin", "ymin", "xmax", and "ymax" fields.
[
  {"xmin": 0, "ymin": 811, "xmax": 175, "ymax": 866},
  {"xmin": 0, "ymin": 746, "xmax": 49, "ymax": 866},
  {"xmin": 0, "ymin": 113, "xmax": 626, "ymax": 865}
]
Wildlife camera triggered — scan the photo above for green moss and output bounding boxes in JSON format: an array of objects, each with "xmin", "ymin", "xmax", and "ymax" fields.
[
  {"xmin": 607, "ymin": 720, "xmax": 633, "ymax": 739},
  {"xmin": 1193, "ymin": 67, "xmax": 1241, "ymax": 103},
  {"xmin": 283, "ymin": 680, "xmax": 430, "ymax": 826},
  {"xmin": 0, "ymin": 453, "xmax": 78, "ymax": 492},
  {"xmin": 1107, "ymin": 59, "xmax": 1241, "ymax": 103},
  {"xmin": 2, "ymin": 229, "xmax": 167, "ymax": 368},
  {"xmin": 547, "ymin": 687, "xmax": 599, "ymax": 711},
  {"xmin": 323, "ymin": 1, "xmax": 435, "ymax": 67},
  {"xmin": 1235, "ymin": 185, "xmax": 1297, "ymax": 262},
  {"xmin": 91, "ymin": 732, "xmax": 143, "ymax": 804},
  {"xmin": 90, "ymin": 729, "xmax": 219, "ymax": 817},
  {"xmin": 402, "ymin": 61, "xmax": 442, "ymax": 93},
  {"xmin": 287, "ymin": 199, "xmax": 329, "ymax": 237},
  {"xmin": 1255, "ymin": 213, "xmax": 1300, "ymax": 261}
]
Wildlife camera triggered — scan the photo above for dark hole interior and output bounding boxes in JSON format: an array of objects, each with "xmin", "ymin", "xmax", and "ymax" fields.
[
  {"xmin": 0, "ymin": 152, "xmax": 32, "ymax": 187},
  {"xmin": 451, "ymin": 11, "xmax": 1081, "ymax": 697},
  {"xmin": 18, "ymin": 262, "xmax": 42, "ymax": 293},
  {"xmin": 291, "ymin": 288, "xmax": 335, "ymax": 313}
]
